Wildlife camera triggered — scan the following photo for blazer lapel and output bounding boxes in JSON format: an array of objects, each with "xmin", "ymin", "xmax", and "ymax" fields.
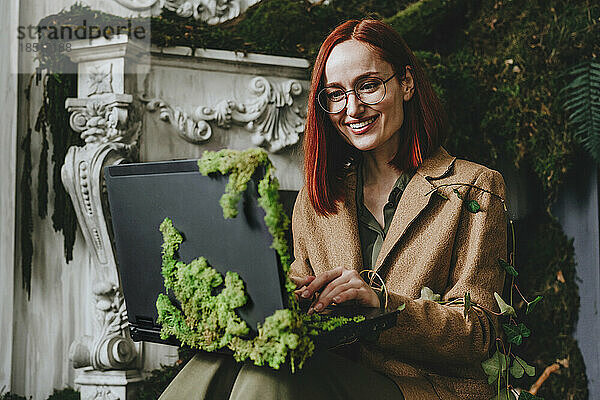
[
  {"xmin": 333, "ymin": 170, "xmax": 363, "ymax": 272},
  {"xmin": 373, "ymin": 147, "xmax": 456, "ymax": 273}
]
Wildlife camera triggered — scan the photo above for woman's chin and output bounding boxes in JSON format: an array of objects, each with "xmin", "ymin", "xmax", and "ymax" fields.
[{"xmin": 347, "ymin": 138, "xmax": 378, "ymax": 152}]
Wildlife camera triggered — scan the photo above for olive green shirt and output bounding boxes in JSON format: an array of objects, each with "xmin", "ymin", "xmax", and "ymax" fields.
[{"xmin": 356, "ymin": 166, "xmax": 414, "ymax": 270}]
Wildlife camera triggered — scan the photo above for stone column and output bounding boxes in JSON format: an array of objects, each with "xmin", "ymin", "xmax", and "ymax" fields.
[{"xmin": 62, "ymin": 34, "xmax": 148, "ymax": 400}]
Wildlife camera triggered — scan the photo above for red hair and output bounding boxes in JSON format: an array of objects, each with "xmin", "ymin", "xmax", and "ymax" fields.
[{"xmin": 304, "ymin": 19, "xmax": 447, "ymax": 216}]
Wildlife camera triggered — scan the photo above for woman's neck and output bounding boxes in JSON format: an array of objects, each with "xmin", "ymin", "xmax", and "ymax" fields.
[{"xmin": 362, "ymin": 151, "xmax": 402, "ymax": 188}]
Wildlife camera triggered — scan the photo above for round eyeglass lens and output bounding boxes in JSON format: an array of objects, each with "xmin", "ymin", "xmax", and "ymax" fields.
[
  {"xmin": 356, "ymin": 77, "xmax": 385, "ymax": 104},
  {"xmin": 317, "ymin": 76, "xmax": 387, "ymax": 113},
  {"xmin": 318, "ymin": 87, "xmax": 345, "ymax": 113}
]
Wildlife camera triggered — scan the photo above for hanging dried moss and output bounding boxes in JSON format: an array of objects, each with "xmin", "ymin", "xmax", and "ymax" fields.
[
  {"xmin": 19, "ymin": 128, "xmax": 33, "ymax": 298},
  {"xmin": 20, "ymin": 70, "xmax": 80, "ymax": 298}
]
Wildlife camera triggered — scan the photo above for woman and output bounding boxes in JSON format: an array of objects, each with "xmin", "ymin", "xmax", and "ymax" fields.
[
  {"xmin": 161, "ymin": 19, "xmax": 506, "ymax": 400},
  {"xmin": 288, "ymin": 19, "xmax": 507, "ymax": 399}
]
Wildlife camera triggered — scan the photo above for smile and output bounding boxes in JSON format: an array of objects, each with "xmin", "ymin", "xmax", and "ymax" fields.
[{"xmin": 348, "ymin": 116, "xmax": 378, "ymax": 130}]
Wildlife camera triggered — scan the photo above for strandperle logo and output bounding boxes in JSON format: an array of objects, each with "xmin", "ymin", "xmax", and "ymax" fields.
[{"xmin": 18, "ymin": 19, "xmax": 148, "ymax": 41}]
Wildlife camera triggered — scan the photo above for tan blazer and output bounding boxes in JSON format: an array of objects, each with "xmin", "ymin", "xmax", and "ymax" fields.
[{"xmin": 290, "ymin": 147, "xmax": 507, "ymax": 400}]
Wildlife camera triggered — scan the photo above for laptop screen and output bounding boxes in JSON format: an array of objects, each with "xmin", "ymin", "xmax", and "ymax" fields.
[{"xmin": 105, "ymin": 159, "xmax": 296, "ymax": 340}]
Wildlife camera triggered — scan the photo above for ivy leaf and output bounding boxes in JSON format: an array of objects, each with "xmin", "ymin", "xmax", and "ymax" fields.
[
  {"xmin": 498, "ymin": 258, "xmax": 518, "ymax": 277},
  {"xmin": 519, "ymin": 391, "xmax": 544, "ymax": 400},
  {"xmin": 509, "ymin": 358, "xmax": 525, "ymax": 379},
  {"xmin": 418, "ymin": 286, "xmax": 441, "ymax": 302},
  {"xmin": 453, "ymin": 188, "xmax": 463, "ymax": 199},
  {"xmin": 481, "ymin": 350, "xmax": 508, "ymax": 384},
  {"xmin": 494, "ymin": 292, "xmax": 516, "ymax": 316},
  {"xmin": 464, "ymin": 292, "xmax": 471, "ymax": 319},
  {"xmin": 510, "ymin": 355, "xmax": 536, "ymax": 379},
  {"xmin": 526, "ymin": 296, "xmax": 543, "ymax": 315},
  {"xmin": 518, "ymin": 356, "xmax": 536, "ymax": 377},
  {"xmin": 503, "ymin": 323, "xmax": 531, "ymax": 346},
  {"xmin": 519, "ymin": 323, "xmax": 531, "ymax": 338},
  {"xmin": 491, "ymin": 388, "xmax": 516, "ymax": 400},
  {"xmin": 466, "ymin": 199, "xmax": 481, "ymax": 213}
]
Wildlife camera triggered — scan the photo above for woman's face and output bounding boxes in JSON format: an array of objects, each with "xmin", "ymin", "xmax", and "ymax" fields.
[{"xmin": 323, "ymin": 40, "xmax": 413, "ymax": 155}]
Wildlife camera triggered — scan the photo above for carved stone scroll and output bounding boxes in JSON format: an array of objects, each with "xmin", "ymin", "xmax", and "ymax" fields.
[
  {"xmin": 163, "ymin": 0, "xmax": 261, "ymax": 25},
  {"xmin": 69, "ymin": 281, "xmax": 137, "ymax": 371},
  {"xmin": 110, "ymin": 0, "xmax": 262, "ymax": 24},
  {"xmin": 64, "ymin": 94, "xmax": 141, "ymax": 378},
  {"xmin": 141, "ymin": 76, "xmax": 305, "ymax": 152},
  {"xmin": 63, "ymin": 95, "xmax": 139, "ymax": 268}
]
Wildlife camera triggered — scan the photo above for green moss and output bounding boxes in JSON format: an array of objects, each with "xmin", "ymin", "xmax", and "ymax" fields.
[
  {"xmin": 516, "ymin": 216, "xmax": 588, "ymax": 399},
  {"xmin": 158, "ymin": 149, "xmax": 363, "ymax": 372},
  {"xmin": 385, "ymin": 0, "xmax": 469, "ymax": 50},
  {"xmin": 0, "ymin": 394, "xmax": 27, "ymax": 400},
  {"xmin": 157, "ymin": 218, "xmax": 249, "ymax": 351},
  {"xmin": 197, "ymin": 148, "xmax": 295, "ymax": 296}
]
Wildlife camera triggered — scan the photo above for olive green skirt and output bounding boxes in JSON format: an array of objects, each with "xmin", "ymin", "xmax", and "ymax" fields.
[{"xmin": 159, "ymin": 350, "xmax": 404, "ymax": 400}]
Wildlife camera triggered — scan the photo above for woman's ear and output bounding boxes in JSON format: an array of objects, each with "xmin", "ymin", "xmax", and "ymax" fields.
[{"xmin": 403, "ymin": 66, "xmax": 415, "ymax": 101}]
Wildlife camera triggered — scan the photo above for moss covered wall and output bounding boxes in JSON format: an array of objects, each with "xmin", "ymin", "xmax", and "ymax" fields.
[{"xmin": 29, "ymin": 1, "xmax": 600, "ymax": 398}]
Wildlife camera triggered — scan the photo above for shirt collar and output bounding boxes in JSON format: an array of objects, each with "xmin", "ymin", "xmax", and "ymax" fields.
[{"xmin": 356, "ymin": 161, "xmax": 414, "ymax": 216}]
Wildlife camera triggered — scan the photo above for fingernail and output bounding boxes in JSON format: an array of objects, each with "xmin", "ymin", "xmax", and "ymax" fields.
[
  {"xmin": 302, "ymin": 290, "xmax": 310, "ymax": 298},
  {"xmin": 315, "ymin": 303, "xmax": 323, "ymax": 311},
  {"xmin": 333, "ymin": 296, "xmax": 341, "ymax": 303}
]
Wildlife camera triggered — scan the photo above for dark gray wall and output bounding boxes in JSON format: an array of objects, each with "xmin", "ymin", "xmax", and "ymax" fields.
[{"xmin": 553, "ymin": 153, "xmax": 600, "ymax": 398}]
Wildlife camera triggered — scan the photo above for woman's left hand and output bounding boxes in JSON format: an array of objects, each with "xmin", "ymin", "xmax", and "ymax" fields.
[{"xmin": 299, "ymin": 267, "xmax": 380, "ymax": 314}]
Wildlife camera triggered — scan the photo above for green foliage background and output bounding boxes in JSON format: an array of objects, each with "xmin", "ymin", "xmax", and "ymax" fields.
[{"xmin": 30, "ymin": 0, "xmax": 599, "ymax": 398}]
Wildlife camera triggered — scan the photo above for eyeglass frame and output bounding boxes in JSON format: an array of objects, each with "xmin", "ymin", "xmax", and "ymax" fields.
[{"xmin": 317, "ymin": 72, "xmax": 400, "ymax": 114}]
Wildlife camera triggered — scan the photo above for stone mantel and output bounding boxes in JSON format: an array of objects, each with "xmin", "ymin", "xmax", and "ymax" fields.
[{"xmin": 151, "ymin": 46, "xmax": 311, "ymax": 80}]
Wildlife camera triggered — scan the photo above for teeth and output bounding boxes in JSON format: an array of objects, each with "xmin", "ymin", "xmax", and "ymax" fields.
[{"xmin": 349, "ymin": 117, "xmax": 377, "ymax": 130}]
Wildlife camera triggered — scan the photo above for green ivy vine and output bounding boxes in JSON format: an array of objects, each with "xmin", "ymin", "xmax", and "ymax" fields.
[{"xmin": 426, "ymin": 183, "xmax": 545, "ymax": 400}]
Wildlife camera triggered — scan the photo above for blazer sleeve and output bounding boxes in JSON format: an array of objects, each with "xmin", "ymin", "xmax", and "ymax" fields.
[
  {"xmin": 377, "ymin": 168, "xmax": 507, "ymax": 369},
  {"xmin": 289, "ymin": 186, "xmax": 315, "ymax": 279}
]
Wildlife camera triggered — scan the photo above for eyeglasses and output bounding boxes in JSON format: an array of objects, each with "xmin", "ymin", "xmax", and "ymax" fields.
[{"xmin": 317, "ymin": 73, "xmax": 397, "ymax": 114}]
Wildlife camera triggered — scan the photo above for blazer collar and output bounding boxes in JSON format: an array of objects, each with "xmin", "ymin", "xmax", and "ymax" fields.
[
  {"xmin": 415, "ymin": 146, "xmax": 456, "ymax": 181},
  {"xmin": 338, "ymin": 146, "xmax": 456, "ymax": 274},
  {"xmin": 373, "ymin": 146, "xmax": 456, "ymax": 273}
]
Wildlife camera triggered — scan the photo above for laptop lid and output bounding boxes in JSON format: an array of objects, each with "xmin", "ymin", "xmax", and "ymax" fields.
[{"xmin": 105, "ymin": 159, "xmax": 293, "ymax": 343}]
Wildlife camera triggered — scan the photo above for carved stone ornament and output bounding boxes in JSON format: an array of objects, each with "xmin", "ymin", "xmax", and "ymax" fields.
[
  {"xmin": 70, "ymin": 282, "xmax": 137, "ymax": 371},
  {"xmin": 64, "ymin": 95, "xmax": 141, "ymax": 266},
  {"xmin": 88, "ymin": 64, "xmax": 114, "ymax": 97},
  {"xmin": 64, "ymin": 94, "xmax": 141, "ymax": 371},
  {"xmin": 163, "ymin": 0, "xmax": 260, "ymax": 25},
  {"xmin": 110, "ymin": 0, "xmax": 261, "ymax": 24},
  {"xmin": 141, "ymin": 76, "xmax": 305, "ymax": 152}
]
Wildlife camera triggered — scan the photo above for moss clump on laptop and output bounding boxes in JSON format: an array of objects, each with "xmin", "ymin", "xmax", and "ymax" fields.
[
  {"xmin": 156, "ymin": 148, "xmax": 365, "ymax": 372},
  {"xmin": 197, "ymin": 148, "xmax": 296, "ymax": 302}
]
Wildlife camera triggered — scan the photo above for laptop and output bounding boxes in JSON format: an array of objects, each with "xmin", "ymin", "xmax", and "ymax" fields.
[{"xmin": 104, "ymin": 159, "xmax": 400, "ymax": 349}]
